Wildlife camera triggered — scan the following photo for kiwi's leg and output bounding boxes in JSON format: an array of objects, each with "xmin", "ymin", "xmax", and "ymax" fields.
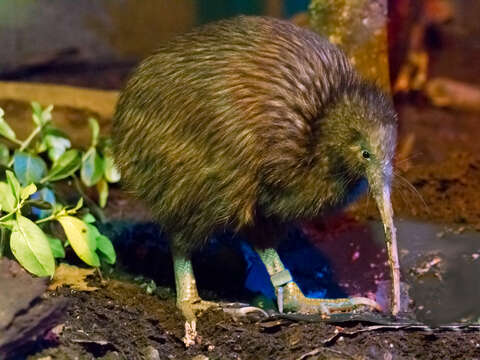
[
  {"xmin": 255, "ymin": 248, "xmax": 381, "ymax": 315},
  {"xmin": 171, "ymin": 246, "xmax": 218, "ymax": 346}
]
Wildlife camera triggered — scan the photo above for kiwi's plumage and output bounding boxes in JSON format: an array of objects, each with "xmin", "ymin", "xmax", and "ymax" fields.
[{"xmin": 112, "ymin": 16, "xmax": 396, "ymax": 253}]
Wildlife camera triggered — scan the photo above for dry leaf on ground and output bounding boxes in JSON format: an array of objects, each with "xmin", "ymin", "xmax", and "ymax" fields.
[{"xmin": 48, "ymin": 263, "xmax": 98, "ymax": 292}]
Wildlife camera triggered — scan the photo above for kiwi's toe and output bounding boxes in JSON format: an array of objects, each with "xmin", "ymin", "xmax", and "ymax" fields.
[{"xmin": 280, "ymin": 281, "xmax": 381, "ymax": 315}]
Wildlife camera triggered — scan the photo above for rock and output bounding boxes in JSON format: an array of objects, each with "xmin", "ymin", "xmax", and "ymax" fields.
[
  {"xmin": 142, "ymin": 345, "xmax": 160, "ymax": 360},
  {"xmin": 0, "ymin": 259, "xmax": 69, "ymax": 359}
]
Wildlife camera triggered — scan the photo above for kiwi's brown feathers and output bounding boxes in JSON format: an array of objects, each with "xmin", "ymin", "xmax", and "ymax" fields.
[{"xmin": 112, "ymin": 16, "xmax": 396, "ymax": 253}]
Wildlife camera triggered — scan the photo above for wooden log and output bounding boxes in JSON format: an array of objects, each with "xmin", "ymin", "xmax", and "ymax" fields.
[
  {"xmin": 309, "ymin": 0, "xmax": 391, "ymax": 92},
  {"xmin": 425, "ymin": 77, "xmax": 480, "ymax": 113}
]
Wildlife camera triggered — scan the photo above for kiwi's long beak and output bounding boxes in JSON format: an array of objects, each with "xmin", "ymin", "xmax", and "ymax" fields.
[{"xmin": 369, "ymin": 169, "xmax": 401, "ymax": 315}]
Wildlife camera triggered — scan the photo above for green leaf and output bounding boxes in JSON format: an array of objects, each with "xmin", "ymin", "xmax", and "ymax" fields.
[
  {"xmin": 46, "ymin": 135, "xmax": 71, "ymax": 162},
  {"xmin": 31, "ymin": 102, "xmax": 53, "ymax": 126},
  {"xmin": 104, "ymin": 154, "xmax": 121, "ymax": 183},
  {"xmin": 0, "ymin": 182, "xmax": 16, "ymax": 212},
  {"xmin": 85, "ymin": 222, "xmax": 116, "ymax": 264},
  {"xmin": 44, "ymin": 149, "xmax": 81, "ymax": 182},
  {"xmin": 0, "ymin": 108, "xmax": 16, "ymax": 141},
  {"xmin": 96, "ymin": 235, "xmax": 116, "ymax": 264},
  {"xmin": 0, "ymin": 143, "xmax": 10, "ymax": 165},
  {"xmin": 10, "ymin": 215, "xmax": 55, "ymax": 277},
  {"xmin": 57, "ymin": 215, "xmax": 99, "ymax": 267},
  {"xmin": 89, "ymin": 118, "xmax": 100, "ymax": 147},
  {"xmin": 0, "ymin": 217, "xmax": 16, "ymax": 228},
  {"xmin": 31, "ymin": 102, "xmax": 43, "ymax": 126},
  {"xmin": 26, "ymin": 199, "xmax": 52, "ymax": 210},
  {"xmin": 6, "ymin": 170, "xmax": 21, "ymax": 203},
  {"xmin": 71, "ymin": 197, "xmax": 84, "ymax": 212},
  {"xmin": 87, "ymin": 223, "xmax": 101, "ymax": 238},
  {"xmin": 47, "ymin": 235, "xmax": 65, "ymax": 258},
  {"xmin": 81, "ymin": 148, "xmax": 104, "ymax": 187},
  {"xmin": 82, "ymin": 213, "xmax": 96, "ymax": 224},
  {"xmin": 13, "ymin": 152, "xmax": 48, "ymax": 186},
  {"xmin": 43, "ymin": 127, "xmax": 71, "ymax": 162},
  {"xmin": 30, "ymin": 187, "xmax": 55, "ymax": 218},
  {"xmin": 36, "ymin": 138, "xmax": 48, "ymax": 153},
  {"xmin": 97, "ymin": 178, "xmax": 108, "ymax": 208},
  {"xmin": 21, "ymin": 183, "xmax": 37, "ymax": 200}
]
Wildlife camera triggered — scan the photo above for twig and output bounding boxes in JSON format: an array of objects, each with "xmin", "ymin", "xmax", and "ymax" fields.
[
  {"xmin": 425, "ymin": 77, "xmax": 480, "ymax": 113},
  {"xmin": 96, "ymin": 267, "xmax": 105, "ymax": 284},
  {"xmin": 73, "ymin": 176, "xmax": 106, "ymax": 223},
  {"xmin": 298, "ymin": 347, "xmax": 355, "ymax": 360}
]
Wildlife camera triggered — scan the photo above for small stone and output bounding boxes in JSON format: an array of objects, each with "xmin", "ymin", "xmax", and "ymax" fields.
[
  {"xmin": 102, "ymin": 352, "xmax": 121, "ymax": 360},
  {"xmin": 142, "ymin": 346, "xmax": 160, "ymax": 360},
  {"xmin": 192, "ymin": 355, "xmax": 209, "ymax": 360}
]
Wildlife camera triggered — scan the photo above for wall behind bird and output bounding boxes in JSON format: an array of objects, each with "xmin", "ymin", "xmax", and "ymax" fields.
[
  {"xmin": 0, "ymin": 0, "xmax": 196, "ymax": 75},
  {"xmin": 0, "ymin": 0, "xmax": 309, "ymax": 78}
]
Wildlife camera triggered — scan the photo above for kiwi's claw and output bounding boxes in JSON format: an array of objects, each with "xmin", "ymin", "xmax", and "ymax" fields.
[
  {"xmin": 183, "ymin": 320, "xmax": 197, "ymax": 347},
  {"xmin": 178, "ymin": 299, "xmax": 219, "ymax": 347},
  {"xmin": 223, "ymin": 306, "xmax": 269, "ymax": 318},
  {"xmin": 279, "ymin": 281, "xmax": 381, "ymax": 315},
  {"xmin": 349, "ymin": 296, "xmax": 383, "ymax": 312}
]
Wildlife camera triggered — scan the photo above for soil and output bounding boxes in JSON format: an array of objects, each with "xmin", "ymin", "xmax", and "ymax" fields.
[
  {"xmin": 3, "ymin": 8, "xmax": 480, "ymax": 360},
  {"xmin": 26, "ymin": 277, "xmax": 480, "ymax": 360}
]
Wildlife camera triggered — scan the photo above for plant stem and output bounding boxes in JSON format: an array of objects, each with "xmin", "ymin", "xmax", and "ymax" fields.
[
  {"xmin": 0, "ymin": 209, "xmax": 16, "ymax": 222},
  {"xmin": 20, "ymin": 126, "xmax": 41, "ymax": 152},
  {"xmin": 73, "ymin": 176, "xmax": 106, "ymax": 223},
  {"xmin": 0, "ymin": 228, "xmax": 5, "ymax": 257},
  {"xmin": 7, "ymin": 125, "xmax": 42, "ymax": 167},
  {"xmin": 36, "ymin": 213, "xmax": 57, "ymax": 224},
  {"xmin": 8, "ymin": 138, "xmax": 23, "ymax": 146}
]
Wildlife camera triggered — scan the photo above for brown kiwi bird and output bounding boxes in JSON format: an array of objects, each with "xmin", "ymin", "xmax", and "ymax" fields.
[{"xmin": 112, "ymin": 16, "xmax": 401, "ymax": 344}]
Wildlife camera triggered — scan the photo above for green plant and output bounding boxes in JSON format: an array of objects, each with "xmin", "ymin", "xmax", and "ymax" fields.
[{"xmin": 0, "ymin": 103, "xmax": 119, "ymax": 277}]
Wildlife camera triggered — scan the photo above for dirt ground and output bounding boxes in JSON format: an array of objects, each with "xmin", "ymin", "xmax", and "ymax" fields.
[{"xmin": 2, "ymin": 9, "xmax": 480, "ymax": 360}]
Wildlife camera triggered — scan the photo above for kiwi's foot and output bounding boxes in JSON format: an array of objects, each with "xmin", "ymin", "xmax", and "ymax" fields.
[
  {"xmin": 178, "ymin": 299, "xmax": 219, "ymax": 346},
  {"xmin": 221, "ymin": 302, "xmax": 269, "ymax": 319},
  {"xmin": 279, "ymin": 281, "xmax": 381, "ymax": 315},
  {"xmin": 178, "ymin": 298, "xmax": 219, "ymax": 320}
]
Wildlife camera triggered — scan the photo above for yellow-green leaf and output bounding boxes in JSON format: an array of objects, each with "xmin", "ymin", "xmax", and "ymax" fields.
[
  {"xmin": 88, "ymin": 118, "xmax": 100, "ymax": 147},
  {"xmin": 0, "ymin": 182, "xmax": 16, "ymax": 212},
  {"xmin": 0, "ymin": 143, "xmax": 10, "ymax": 165},
  {"xmin": 104, "ymin": 154, "xmax": 121, "ymax": 183},
  {"xmin": 43, "ymin": 149, "xmax": 81, "ymax": 182},
  {"xmin": 10, "ymin": 215, "xmax": 55, "ymax": 277},
  {"xmin": 97, "ymin": 178, "xmax": 108, "ymax": 208},
  {"xmin": 81, "ymin": 148, "xmax": 104, "ymax": 187},
  {"xmin": 31, "ymin": 102, "xmax": 53, "ymax": 126},
  {"xmin": 6, "ymin": 170, "xmax": 21, "ymax": 203},
  {"xmin": 69, "ymin": 197, "xmax": 84, "ymax": 214},
  {"xmin": 21, "ymin": 183, "xmax": 37, "ymax": 200},
  {"xmin": 57, "ymin": 215, "xmax": 99, "ymax": 267},
  {"xmin": 0, "ymin": 108, "xmax": 16, "ymax": 141}
]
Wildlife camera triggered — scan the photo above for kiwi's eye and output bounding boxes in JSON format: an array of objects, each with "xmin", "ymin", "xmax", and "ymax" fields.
[{"xmin": 362, "ymin": 150, "xmax": 371, "ymax": 160}]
